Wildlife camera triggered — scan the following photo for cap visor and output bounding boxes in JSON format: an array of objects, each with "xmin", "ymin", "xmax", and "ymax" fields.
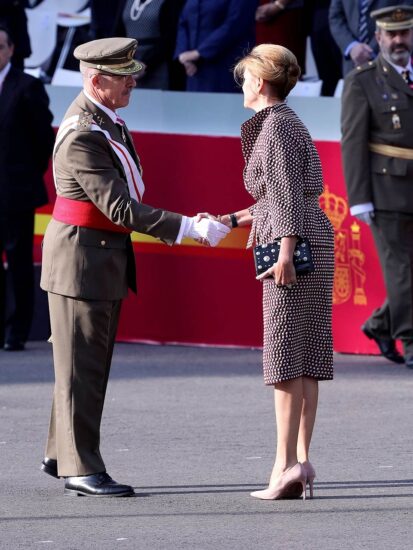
[
  {"xmin": 377, "ymin": 20, "xmax": 413, "ymax": 31},
  {"xmin": 103, "ymin": 60, "xmax": 144, "ymax": 76}
]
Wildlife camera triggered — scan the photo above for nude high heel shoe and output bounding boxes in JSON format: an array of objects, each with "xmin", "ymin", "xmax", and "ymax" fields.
[
  {"xmin": 301, "ymin": 461, "xmax": 316, "ymax": 499},
  {"xmin": 250, "ymin": 463, "xmax": 307, "ymax": 501}
]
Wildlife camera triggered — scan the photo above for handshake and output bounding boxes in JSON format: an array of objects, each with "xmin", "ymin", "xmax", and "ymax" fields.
[{"xmin": 181, "ymin": 214, "xmax": 231, "ymax": 247}]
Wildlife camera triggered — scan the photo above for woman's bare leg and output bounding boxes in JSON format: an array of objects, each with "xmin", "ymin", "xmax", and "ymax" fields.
[
  {"xmin": 296, "ymin": 376, "xmax": 319, "ymax": 463},
  {"xmin": 269, "ymin": 376, "xmax": 303, "ymax": 484},
  {"xmin": 250, "ymin": 377, "xmax": 307, "ymax": 499}
]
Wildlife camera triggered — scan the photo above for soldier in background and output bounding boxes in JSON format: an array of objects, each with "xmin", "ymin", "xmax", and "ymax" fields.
[{"xmin": 341, "ymin": 5, "xmax": 413, "ymax": 369}]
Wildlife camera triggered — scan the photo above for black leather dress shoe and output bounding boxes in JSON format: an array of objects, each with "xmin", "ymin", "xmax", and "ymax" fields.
[
  {"xmin": 4, "ymin": 341, "xmax": 25, "ymax": 351},
  {"xmin": 405, "ymin": 356, "xmax": 413, "ymax": 369},
  {"xmin": 64, "ymin": 472, "xmax": 135, "ymax": 497},
  {"xmin": 361, "ymin": 325, "xmax": 405, "ymax": 364},
  {"xmin": 41, "ymin": 457, "xmax": 59, "ymax": 479}
]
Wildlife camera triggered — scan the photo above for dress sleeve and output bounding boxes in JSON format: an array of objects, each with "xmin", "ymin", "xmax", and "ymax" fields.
[{"xmin": 262, "ymin": 117, "xmax": 305, "ymax": 239}]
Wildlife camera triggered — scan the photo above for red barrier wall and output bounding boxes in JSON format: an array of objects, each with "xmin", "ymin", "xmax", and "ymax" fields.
[{"xmin": 36, "ymin": 131, "xmax": 386, "ymax": 353}]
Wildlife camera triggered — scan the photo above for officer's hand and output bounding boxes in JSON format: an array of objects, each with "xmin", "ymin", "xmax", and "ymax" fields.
[
  {"xmin": 354, "ymin": 211, "xmax": 374, "ymax": 225},
  {"xmin": 350, "ymin": 43, "xmax": 373, "ymax": 65},
  {"xmin": 184, "ymin": 217, "xmax": 231, "ymax": 247}
]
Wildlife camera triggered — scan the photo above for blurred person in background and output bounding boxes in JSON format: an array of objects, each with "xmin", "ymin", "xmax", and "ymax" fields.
[
  {"xmin": 89, "ymin": 0, "xmax": 127, "ymax": 39},
  {"xmin": 308, "ymin": 0, "xmax": 342, "ymax": 96},
  {"xmin": 255, "ymin": 0, "xmax": 307, "ymax": 74},
  {"xmin": 122, "ymin": 0, "xmax": 185, "ymax": 90},
  {"xmin": 175, "ymin": 0, "xmax": 257, "ymax": 93},
  {"xmin": 0, "ymin": 0, "xmax": 31, "ymax": 69},
  {"xmin": 0, "ymin": 25, "xmax": 54, "ymax": 351},
  {"xmin": 329, "ymin": 0, "xmax": 409, "ymax": 76}
]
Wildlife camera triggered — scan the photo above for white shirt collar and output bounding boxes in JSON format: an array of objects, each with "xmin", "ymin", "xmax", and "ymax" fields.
[
  {"xmin": 0, "ymin": 62, "xmax": 12, "ymax": 89},
  {"xmin": 83, "ymin": 89, "xmax": 119, "ymax": 124},
  {"xmin": 387, "ymin": 58, "xmax": 413, "ymax": 77}
]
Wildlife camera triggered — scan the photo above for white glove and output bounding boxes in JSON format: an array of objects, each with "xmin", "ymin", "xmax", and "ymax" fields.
[
  {"xmin": 184, "ymin": 217, "xmax": 231, "ymax": 247},
  {"xmin": 350, "ymin": 203, "xmax": 375, "ymax": 225},
  {"xmin": 354, "ymin": 211, "xmax": 375, "ymax": 225}
]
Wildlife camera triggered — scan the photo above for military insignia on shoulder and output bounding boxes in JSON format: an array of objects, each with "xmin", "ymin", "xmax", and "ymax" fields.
[
  {"xmin": 76, "ymin": 112, "xmax": 94, "ymax": 131},
  {"xmin": 355, "ymin": 61, "xmax": 376, "ymax": 74}
]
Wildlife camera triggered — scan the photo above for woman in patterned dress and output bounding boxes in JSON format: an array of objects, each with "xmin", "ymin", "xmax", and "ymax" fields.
[{"xmin": 202, "ymin": 44, "xmax": 334, "ymax": 500}]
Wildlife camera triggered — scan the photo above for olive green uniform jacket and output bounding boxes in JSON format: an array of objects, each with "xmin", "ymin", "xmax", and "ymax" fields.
[
  {"xmin": 341, "ymin": 54, "xmax": 413, "ymax": 214},
  {"xmin": 40, "ymin": 91, "xmax": 182, "ymax": 300}
]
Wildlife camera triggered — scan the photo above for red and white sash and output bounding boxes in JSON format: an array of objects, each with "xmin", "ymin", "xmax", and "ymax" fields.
[{"xmin": 53, "ymin": 114, "xmax": 145, "ymax": 203}]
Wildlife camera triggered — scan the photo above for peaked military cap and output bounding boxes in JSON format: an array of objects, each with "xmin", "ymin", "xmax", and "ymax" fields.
[
  {"xmin": 74, "ymin": 37, "xmax": 143, "ymax": 75},
  {"xmin": 371, "ymin": 5, "xmax": 413, "ymax": 31}
]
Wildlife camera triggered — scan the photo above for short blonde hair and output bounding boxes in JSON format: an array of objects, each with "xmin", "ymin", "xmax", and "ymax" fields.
[{"xmin": 234, "ymin": 44, "xmax": 301, "ymax": 100}]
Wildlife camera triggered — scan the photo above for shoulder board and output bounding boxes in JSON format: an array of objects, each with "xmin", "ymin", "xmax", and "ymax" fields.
[
  {"xmin": 76, "ymin": 112, "xmax": 94, "ymax": 131},
  {"xmin": 355, "ymin": 60, "xmax": 376, "ymax": 74}
]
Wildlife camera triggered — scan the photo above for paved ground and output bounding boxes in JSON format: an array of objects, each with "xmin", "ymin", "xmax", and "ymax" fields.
[{"xmin": 0, "ymin": 343, "xmax": 412, "ymax": 550}]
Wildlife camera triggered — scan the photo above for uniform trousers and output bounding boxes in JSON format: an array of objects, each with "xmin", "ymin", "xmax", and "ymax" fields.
[
  {"xmin": 365, "ymin": 211, "xmax": 413, "ymax": 356},
  {"xmin": 45, "ymin": 292, "xmax": 121, "ymax": 477},
  {"xmin": 0, "ymin": 211, "xmax": 35, "ymax": 346}
]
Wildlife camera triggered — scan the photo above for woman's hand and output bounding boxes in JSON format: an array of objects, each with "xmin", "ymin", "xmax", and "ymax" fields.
[
  {"xmin": 196, "ymin": 212, "xmax": 218, "ymax": 222},
  {"xmin": 256, "ymin": 259, "xmax": 297, "ymax": 288},
  {"xmin": 196, "ymin": 212, "xmax": 234, "ymax": 229}
]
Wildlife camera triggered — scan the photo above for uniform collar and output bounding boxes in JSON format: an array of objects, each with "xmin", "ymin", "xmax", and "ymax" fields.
[
  {"xmin": 83, "ymin": 89, "xmax": 120, "ymax": 124},
  {"xmin": 385, "ymin": 58, "xmax": 413, "ymax": 78}
]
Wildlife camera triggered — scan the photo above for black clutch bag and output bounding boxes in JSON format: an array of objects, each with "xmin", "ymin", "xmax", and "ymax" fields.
[{"xmin": 253, "ymin": 237, "xmax": 315, "ymax": 276}]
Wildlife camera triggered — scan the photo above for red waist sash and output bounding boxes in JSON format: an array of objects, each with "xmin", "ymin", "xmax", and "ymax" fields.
[{"xmin": 52, "ymin": 196, "xmax": 132, "ymax": 234}]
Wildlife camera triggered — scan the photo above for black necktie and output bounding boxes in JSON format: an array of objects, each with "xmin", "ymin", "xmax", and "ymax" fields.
[
  {"xmin": 115, "ymin": 116, "xmax": 142, "ymax": 171},
  {"xmin": 115, "ymin": 115, "xmax": 127, "ymax": 143},
  {"xmin": 401, "ymin": 70, "xmax": 413, "ymax": 89}
]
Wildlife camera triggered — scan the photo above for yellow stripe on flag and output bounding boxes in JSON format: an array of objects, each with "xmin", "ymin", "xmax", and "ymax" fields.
[{"xmin": 35, "ymin": 213, "xmax": 249, "ymax": 249}]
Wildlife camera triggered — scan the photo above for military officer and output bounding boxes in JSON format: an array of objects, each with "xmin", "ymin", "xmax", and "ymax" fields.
[
  {"xmin": 341, "ymin": 5, "xmax": 413, "ymax": 369},
  {"xmin": 40, "ymin": 37, "xmax": 230, "ymax": 497}
]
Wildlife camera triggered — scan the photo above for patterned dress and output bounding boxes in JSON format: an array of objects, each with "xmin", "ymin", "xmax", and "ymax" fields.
[{"xmin": 241, "ymin": 103, "xmax": 334, "ymax": 384}]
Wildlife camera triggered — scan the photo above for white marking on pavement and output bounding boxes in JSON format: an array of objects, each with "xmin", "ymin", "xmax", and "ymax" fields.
[
  {"xmin": 116, "ymin": 538, "xmax": 128, "ymax": 541},
  {"xmin": 245, "ymin": 456, "xmax": 262, "ymax": 459},
  {"xmin": 116, "ymin": 449, "xmax": 130, "ymax": 452},
  {"xmin": 36, "ymin": 541, "xmax": 53, "ymax": 544},
  {"xmin": 378, "ymin": 465, "xmax": 393, "ymax": 468}
]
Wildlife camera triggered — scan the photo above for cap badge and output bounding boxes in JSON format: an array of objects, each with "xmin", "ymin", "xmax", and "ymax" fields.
[{"xmin": 393, "ymin": 9, "xmax": 406, "ymax": 21}]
